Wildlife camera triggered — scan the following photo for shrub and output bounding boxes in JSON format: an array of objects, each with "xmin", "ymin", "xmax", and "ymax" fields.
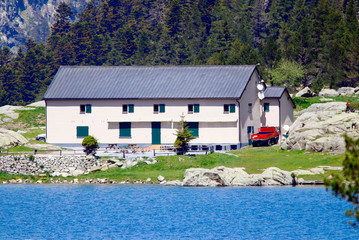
[{"xmin": 82, "ymin": 135, "xmax": 99, "ymax": 155}]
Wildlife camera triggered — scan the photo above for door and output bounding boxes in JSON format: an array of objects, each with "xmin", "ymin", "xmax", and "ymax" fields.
[{"xmin": 152, "ymin": 122, "xmax": 161, "ymax": 144}]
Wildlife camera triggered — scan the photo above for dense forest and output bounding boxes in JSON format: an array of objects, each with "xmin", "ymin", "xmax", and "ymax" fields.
[{"xmin": 0, "ymin": 0, "xmax": 358, "ymax": 105}]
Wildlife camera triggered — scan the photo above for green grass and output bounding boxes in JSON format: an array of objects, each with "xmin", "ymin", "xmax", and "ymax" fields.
[
  {"xmin": 0, "ymin": 146, "xmax": 344, "ymax": 182},
  {"xmin": 293, "ymin": 95, "xmax": 359, "ymax": 112},
  {"xmin": 13, "ymin": 107, "xmax": 45, "ymax": 128},
  {"xmin": 22, "ymin": 128, "xmax": 45, "ymax": 139},
  {"xmin": 6, "ymin": 145, "xmax": 35, "ymax": 153},
  {"xmin": 73, "ymin": 146, "xmax": 344, "ymax": 182}
]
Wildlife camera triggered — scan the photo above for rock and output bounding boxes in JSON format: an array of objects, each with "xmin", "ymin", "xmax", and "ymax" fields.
[
  {"xmin": 183, "ymin": 166, "xmax": 295, "ymax": 187},
  {"xmin": 183, "ymin": 168, "xmax": 222, "ymax": 187},
  {"xmin": 295, "ymin": 87, "xmax": 315, "ymax": 98},
  {"xmin": 73, "ymin": 178, "xmax": 79, "ymax": 184},
  {"xmin": 90, "ymin": 166, "xmax": 102, "ymax": 172},
  {"xmin": 145, "ymin": 178, "xmax": 151, "ymax": 183},
  {"xmin": 261, "ymin": 167, "xmax": 292, "ymax": 185},
  {"xmin": 318, "ymin": 89, "xmax": 339, "ymax": 97},
  {"xmin": 0, "ymin": 128, "xmax": 29, "ymax": 147},
  {"xmin": 60, "ymin": 173, "xmax": 70, "ymax": 177},
  {"xmin": 36, "ymin": 180, "xmax": 42, "ymax": 184},
  {"xmin": 157, "ymin": 175, "xmax": 165, "ymax": 182},
  {"xmin": 101, "ymin": 164, "xmax": 109, "ymax": 171},
  {"xmin": 72, "ymin": 169, "xmax": 85, "ymax": 176},
  {"xmin": 9, "ymin": 179, "xmax": 17, "ymax": 184},
  {"xmin": 27, "ymin": 101, "xmax": 46, "ymax": 107},
  {"xmin": 297, "ymin": 178, "xmax": 305, "ymax": 184},
  {"xmin": 319, "ymin": 98, "xmax": 333, "ymax": 102},
  {"xmin": 281, "ymin": 102, "xmax": 354, "ymax": 152},
  {"xmin": 165, "ymin": 180, "xmax": 183, "ymax": 186},
  {"xmin": 338, "ymin": 87, "xmax": 355, "ymax": 96}
]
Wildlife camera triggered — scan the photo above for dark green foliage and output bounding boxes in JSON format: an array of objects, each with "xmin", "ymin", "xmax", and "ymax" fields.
[
  {"xmin": 0, "ymin": 0, "xmax": 359, "ymax": 106},
  {"xmin": 174, "ymin": 115, "xmax": 196, "ymax": 155},
  {"xmin": 82, "ymin": 135, "xmax": 99, "ymax": 155},
  {"xmin": 325, "ymin": 135, "xmax": 359, "ymax": 227}
]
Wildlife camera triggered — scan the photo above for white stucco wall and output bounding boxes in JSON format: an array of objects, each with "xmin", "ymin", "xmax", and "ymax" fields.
[
  {"xmin": 239, "ymin": 71, "xmax": 262, "ymax": 145},
  {"xmin": 279, "ymin": 91, "xmax": 294, "ymax": 134},
  {"xmin": 260, "ymin": 99, "xmax": 280, "ymax": 128},
  {"xmin": 46, "ymin": 99, "xmax": 240, "ymax": 145}
]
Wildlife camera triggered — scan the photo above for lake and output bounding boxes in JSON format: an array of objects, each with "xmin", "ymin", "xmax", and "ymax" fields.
[{"xmin": 0, "ymin": 185, "xmax": 357, "ymax": 239}]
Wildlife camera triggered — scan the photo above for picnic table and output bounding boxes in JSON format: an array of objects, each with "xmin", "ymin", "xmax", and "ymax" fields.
[{"xmin": 106, "ymin": 144, "xmax": 119, "ymax": 150}]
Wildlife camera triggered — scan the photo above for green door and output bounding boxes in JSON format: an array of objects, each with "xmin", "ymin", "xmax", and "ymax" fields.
[{"xmin": 152, "ymin": 122, "xmax": 161, "ymax": 144}]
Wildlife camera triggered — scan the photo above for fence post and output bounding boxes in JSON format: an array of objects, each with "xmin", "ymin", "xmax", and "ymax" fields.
[
  {"xmin": 122, "ymin": 150, "xmax": 125, "ymax": 158},
  {"xmin": 60, "ymin": 150, "xmax": 62, "ymax": 156},
  {"xmin": 34, "ymin": 149, "xmax": 37, "ymax": 155},
  {"xmin": 153, "ymin": 149, "xmax": 156, "ymax": 157}
]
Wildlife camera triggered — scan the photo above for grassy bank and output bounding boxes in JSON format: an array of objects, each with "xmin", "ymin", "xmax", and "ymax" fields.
[
  {"xmin": 0, "ymin": 146, "xmax": 344, "ymax": 183},
  {"xmin": 67, "ymin": 146, "xmax": 344, "ymax": 182},
  {"xmin": 293, "ymin": 95, "xmax": 359, "ymax": 111}
]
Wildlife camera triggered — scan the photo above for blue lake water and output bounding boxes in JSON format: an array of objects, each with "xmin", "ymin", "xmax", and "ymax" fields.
[{"xmin": 0, "ymin": 185, "xmax": 358, "ymax": 240}]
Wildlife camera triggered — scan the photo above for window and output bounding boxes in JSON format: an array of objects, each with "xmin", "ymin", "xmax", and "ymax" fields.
[
  {"xmin": 77, "ymin": 126, "xmax": 89, "ymax": 138},
  {"xmin": 159, "ymin": 104, "xmax": 165, "ymax": 113},
  {"xmin": 187, "ymin": 122, "xmax": 199, "ymax": 137},
  {"xmin": 264, "ymin": 103, "xmax": 270, "ymax": 112},
  {"xmin": 154, "ymin": 104, "xmax": 159, "ymax": 112},
  {"xmin": 188, "ymin": 104, "xmax": 193, "ymax": 112},
  {"xmin": 248, "ymin": 103, "xmax": 252, "ymax": 113},
  {"xmin": 80, "ymin": 104, "xmax": 91, "ymax": 113},
  {"xmin": 154, "ymin": 104, "xmax": 165, "ymax": 113},
  {"xmin": 194, "ymin": 104, "xmax": 200, "ymax": 113},
  {"xmin": 247, "ymin": 126, "xmax": 254, "ymax": 134},
  {"xmin": 123, "ymin": 104, "xmax": 134, "ymax": 113},
  {"xmin": 120, "ymin": 122, "xmax": 131, "ymax": 137},
  {"xmin": 128, "ymin": 104, "xmax": 134, "ymax": 113},
  {"xmin": 230, "ymin": 104, "xmax": 235, "ymax": 113},
  {"xmin": 224, "ymin": 104, "xmax": 235, "ymax": 113},
  {"xmin": 80, "ymin": 105, "xmax": 86, "ymax": 113},
  {"xmin": 122, "ymin": 104, "xmax": 128, "ymax": 113},
  {"xmin": 188, "ymin": 104, "xmax": 199, "ymax": 113}
]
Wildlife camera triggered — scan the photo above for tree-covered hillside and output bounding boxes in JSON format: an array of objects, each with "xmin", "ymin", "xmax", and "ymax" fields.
[{"xmin": 0, "ymin": 0, "xmax": 358, "ymax": 105}]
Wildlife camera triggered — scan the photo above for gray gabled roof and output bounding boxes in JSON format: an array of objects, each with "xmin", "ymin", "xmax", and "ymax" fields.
[
  {"xmin": 264, "ymin": 87, "xmax": 285, "ymax": 98},
  {"xmin": 264, "ymin": 86, "xmax": 296, "ymax": 108},
  {"xmin": 43, "ymin": 65, "xmax": 258, "ymax": 100}
]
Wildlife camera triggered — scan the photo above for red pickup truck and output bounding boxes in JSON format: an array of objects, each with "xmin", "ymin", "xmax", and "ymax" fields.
[{"xmin": 251, "ymin": 127, "xmax": 279, "ymax": 147}]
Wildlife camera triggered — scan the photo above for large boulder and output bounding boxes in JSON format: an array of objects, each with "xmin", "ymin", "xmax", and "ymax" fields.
[
  {"xmin": 281, "ymin": 102, "xmax": 358, "ymax": 152},
  {"xmin": 318, "ymin": 89, "xmax": 339, "ymax": 97},
  {"xmin": 27, "ymin": 101, "xmax": 46, "ymax": 107},
  {"xmin": 338, "ymin": 87, "xmax": 355, "ymax": 96},
  {"xmin": 295, "ymin": 87, "xmax": 315, "ymax": 98},
  {"xmin": 182, "ymin": 166, "xmax": 294, "ymax": 187},
  {"xmin": 0, "ymin": 128, "xmax": 28, "ymax": 147}
]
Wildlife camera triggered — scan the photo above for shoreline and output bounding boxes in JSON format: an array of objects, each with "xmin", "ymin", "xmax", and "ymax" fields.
[{"xmin": 1, "ymin": 177, "xmax": 325, "ymax": 186}]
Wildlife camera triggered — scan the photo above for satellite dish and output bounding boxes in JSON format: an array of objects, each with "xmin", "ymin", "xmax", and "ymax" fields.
[
  {"xmin": 283, "ymin": 125, "xmax": 290, "ymax": 132},
  {"xmin": 258, "ymin": 91, "xmax": 265, "ymax": 100},
  {"xmin": 257, "ymin": 83, "xmax": 264, "ymax": 91}
]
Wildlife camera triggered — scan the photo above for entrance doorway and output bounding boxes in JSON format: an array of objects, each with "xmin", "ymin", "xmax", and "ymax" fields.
[{"xmin": 152, "ymin": 122, "xmax": 161, "ymax": 144}]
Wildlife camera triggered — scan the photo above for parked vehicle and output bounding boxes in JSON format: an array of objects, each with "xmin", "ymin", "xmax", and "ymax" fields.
[
  {"xmin": 251, "ymin": 127, "xmax": 279, "ymax": 147},
  {"xmin": 36, "ymin": 133, "xmax": 46, "ymax": 142}
]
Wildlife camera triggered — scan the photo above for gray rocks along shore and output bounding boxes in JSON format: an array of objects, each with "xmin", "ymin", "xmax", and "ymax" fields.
[
  {"xmin": 181, "ymin": 166, "xmax": 340, "ymax": 187},
  {"xmin": 182, "ymin": 166, "xmax": 296, "ymax": 187},
  {"xmin": 0, "ymin": 155, "xmax": 157, "ymax": 177}
]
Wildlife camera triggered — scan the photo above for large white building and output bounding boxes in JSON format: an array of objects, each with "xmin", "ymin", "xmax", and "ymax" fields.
[{"xmin": 43, "ymin": 65, "xmax": 295, "ymax": 149}]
